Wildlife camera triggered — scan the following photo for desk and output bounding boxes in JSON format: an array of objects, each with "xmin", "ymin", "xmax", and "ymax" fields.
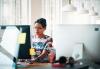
[
  {"xmin": 17, "ymin": 62, "xmax": 52, "ymax": 69},
  {"xmin": 17, "ymin": 62, "xmax": 89, "ymax": 69}
]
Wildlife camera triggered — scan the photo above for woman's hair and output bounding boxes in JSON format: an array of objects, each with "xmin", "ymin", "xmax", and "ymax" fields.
[{"xmin": 35, "ymin": 18, "xmax": 47, "ymax": 28}]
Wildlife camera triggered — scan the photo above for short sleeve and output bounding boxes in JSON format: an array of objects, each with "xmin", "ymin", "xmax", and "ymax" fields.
[{"xmin": 44, "ymin": 37, "xmax": 53, "ymax": 50}]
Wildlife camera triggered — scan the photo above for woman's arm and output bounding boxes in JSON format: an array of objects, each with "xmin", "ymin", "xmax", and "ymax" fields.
[
  {"xmin": 37, "ymin": 49, "xmax": 48, "ymax": 58},
  {"xmin": 37, "ymin": 37, "xmax": 53, "ymax": 59}
]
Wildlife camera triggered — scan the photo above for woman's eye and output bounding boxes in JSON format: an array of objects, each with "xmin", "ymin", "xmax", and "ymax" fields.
[{"xmin": 35, "ymin": 27, "xmax": 42, "ymax": 29}]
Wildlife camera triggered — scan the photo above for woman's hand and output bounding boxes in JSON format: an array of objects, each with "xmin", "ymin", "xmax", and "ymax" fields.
[{"xmin": 37, "ymin": 50, "xmax": 48, "ymax": 58}]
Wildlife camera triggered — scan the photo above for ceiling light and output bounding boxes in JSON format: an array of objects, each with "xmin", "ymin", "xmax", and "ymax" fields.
[
  {"xmin": 77, "ymin": 3, "xmax": 89, "ymax": 14},
  {"xmin": 62, "ymin": 0, "xmax": 76, "ymax": 12},
  {"xmin": 89, "ymin": 7, "xmax": 98, "ymax": 16}
]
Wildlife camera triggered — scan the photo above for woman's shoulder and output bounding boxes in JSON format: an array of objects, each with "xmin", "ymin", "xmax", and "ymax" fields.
[
  {"xmin": 44, "ymin": 35, "xmax": 51, "ymax": 38},
  {"xmin": 31, "ymin": 35, "xmax": 53, "ymax": 41},
  {"xmin": 44, "ymin": 35, "xmax": 53, "ymax": 42},
  {"xmin": 44, "ymin": 35, "xmax": 52, "ymax": 39}
]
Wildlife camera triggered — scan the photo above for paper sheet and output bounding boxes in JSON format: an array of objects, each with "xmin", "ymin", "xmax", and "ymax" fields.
[{"xmin": 18, "ymin": 33, "xmax": 26, "ymax": 44}]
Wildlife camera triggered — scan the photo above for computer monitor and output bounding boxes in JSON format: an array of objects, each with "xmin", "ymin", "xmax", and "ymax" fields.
[
  {"xmin": 0, "ymin": 25, "xmax": 31, "ymax": 64},
  {"xmin": 53, "ymin": 24, "xmax": 100, "ymax": 63}
]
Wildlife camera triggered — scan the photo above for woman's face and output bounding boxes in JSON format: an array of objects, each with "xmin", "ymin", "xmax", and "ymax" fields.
[{"xmin": 34, "ymin": 23, "xmax": 46, "ymax": 35}]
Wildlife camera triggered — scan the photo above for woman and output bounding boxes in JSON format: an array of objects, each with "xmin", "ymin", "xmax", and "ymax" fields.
[{"xmin": 31, "ymin": 18, "xmax": 55, "ymax": 63}]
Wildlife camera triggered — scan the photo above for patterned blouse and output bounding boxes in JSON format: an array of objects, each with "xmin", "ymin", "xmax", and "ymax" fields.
[{"xmin": 32, "ymin": 35, "xmax": 53, "ymax": 61}]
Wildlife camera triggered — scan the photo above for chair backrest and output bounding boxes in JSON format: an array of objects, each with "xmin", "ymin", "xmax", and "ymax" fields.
[{"xmin": 72, "ymin": 43, "xmax": 84, "ymax": 61}]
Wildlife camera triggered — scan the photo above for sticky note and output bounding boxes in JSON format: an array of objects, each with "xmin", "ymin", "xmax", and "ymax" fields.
[
  {"xmin": 17, "ymin": 33, "xmax": 26, "ymax": 44},
  {"xmin": 29, "ymin": 48, "xmax": 36, "ymax": 55}
]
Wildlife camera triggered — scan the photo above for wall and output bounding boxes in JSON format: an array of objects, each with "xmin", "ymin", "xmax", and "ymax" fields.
[{"xmin": 31, "ymin": 0, "xmax": 42, "ymax": 23}]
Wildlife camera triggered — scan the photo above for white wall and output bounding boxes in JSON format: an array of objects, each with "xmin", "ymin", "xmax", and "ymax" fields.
[
  {"xmin": 31, "ymin": 0, "xmax": 42, "ymax": 23},
  {"xmin": 53, "ymin": 24, "xmax": 100, "ymax": 63}
]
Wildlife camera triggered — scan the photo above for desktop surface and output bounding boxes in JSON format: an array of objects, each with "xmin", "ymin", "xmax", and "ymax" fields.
[
  {"xmin": 16, "ymin": 60, "xmax": 89, "ymax": 69},
  {"xmin": 1, "ymin": 61, "xmax": 100, "ymax": 69}
]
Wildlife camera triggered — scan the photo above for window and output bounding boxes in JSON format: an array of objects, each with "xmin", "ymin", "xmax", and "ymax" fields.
[
  {"xmin": 42, "ymin": 0, "xmax": 62, "ymax": 36},
  {"xmin": 0, "ymin": 0, "xmax": 31, "ymax": 25}
]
